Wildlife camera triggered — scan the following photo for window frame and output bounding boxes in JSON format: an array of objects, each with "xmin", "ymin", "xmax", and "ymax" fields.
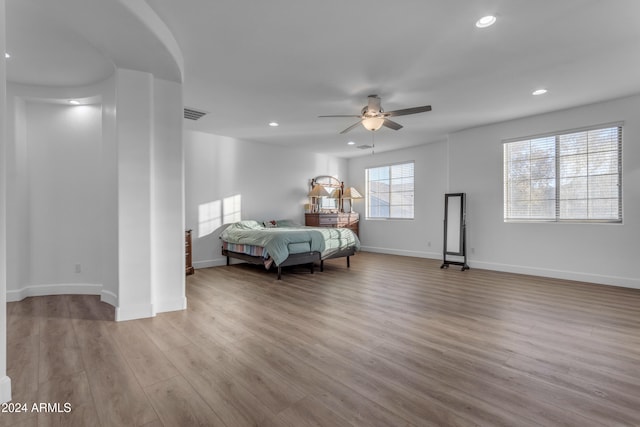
[
  {"xmin": 503, "ymin": 122, "xmax": 623, "ymax": 223},
  {"xmin": 365, "ymin": 161, "xmax": 415, "ymax": 220}
]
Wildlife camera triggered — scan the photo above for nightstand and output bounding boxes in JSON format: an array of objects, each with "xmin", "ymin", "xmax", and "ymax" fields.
[{"xmin": 185, "ymin": 229, "xmax": 195, "ymax": 276}]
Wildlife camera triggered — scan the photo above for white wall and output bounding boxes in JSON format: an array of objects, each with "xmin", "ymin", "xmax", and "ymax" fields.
[
  {"xmin": 347, "ymin": 141, "xmax": 448, "ymax": 259},
  {"xmin": 25, "ymin": 102, "xmax": 102, "ymax": 290},
  {"xmin": 185, "ymin": 130, "xmax": 347, "ymax": 268},
  {"xmin": 346, "ymin": 95, "xmax": 639, "ymax": 288},
  {"xmin": 6, "ymin": 96, "xmax": 28, "ymax": 299},
  {"xmin": 0, "ymin": 0, "xmax": 12, "ymax": 404},
  {"xmin": 448, "ymin": 94, "xmax": 640, "ymax": 288},
  {"xmin": 6, "ymin": 72, "xmax": 186, "ymax": 320},
  {"xmin": 0, "ymin": 6, "xmax": 183, "ymax": 404},
  {"xmin": 6, "ymin": 82, "xmax": 109, "ymax": 301}
]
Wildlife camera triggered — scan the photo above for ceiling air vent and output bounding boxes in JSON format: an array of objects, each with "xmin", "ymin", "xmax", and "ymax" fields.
[
  {"xmin": 357, "ymin": 144, "xmax": 373, "ymax": 149},
  {"xmin": 184, "ymin": 107, "xmax": 207, "ymax": 121}
]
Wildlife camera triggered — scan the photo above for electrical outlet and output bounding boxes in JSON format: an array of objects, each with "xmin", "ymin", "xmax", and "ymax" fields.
[
  {"xmin": 427, "ymin": 241, "xmax": 431, "ymax": 247},
  {"xmin": 75, "ymin": 264, "xmax": 81, "ymax": 273},
  {"xmin": 471, "ymin": 248, "xmax": 475, "ymax": 254}
]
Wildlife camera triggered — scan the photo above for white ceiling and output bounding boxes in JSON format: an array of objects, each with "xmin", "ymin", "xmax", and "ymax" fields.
[{"xmin": 6, "ymin": 0, "xmax": 640, "ymax": 158}]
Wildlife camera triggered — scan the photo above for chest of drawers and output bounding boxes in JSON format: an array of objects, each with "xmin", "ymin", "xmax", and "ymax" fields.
[{"xmin": 305, "ymin": 213, "xmax": 359, "ymax": 237}]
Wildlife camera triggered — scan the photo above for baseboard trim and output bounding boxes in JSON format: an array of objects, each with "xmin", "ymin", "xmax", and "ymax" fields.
[
  {"xmin": 471, "ymin": 260, "xmax": 640, "ymax": 289},
  {"xmin": 0, "ymin": 376, "xmax": 11, "ymax": 404},
  {"xmin": 361, "ymin": 247, "xmax": 639, "ymax": 289},
  {"xmin": 154, "ymin": 296, "xmax": 187, "ymax": 314},
  {"xmin": 6, "ymin": 283, "xmax": 102, "ymax": 302},
  {"xmin": 100, "ymin": 289, "xmax": 118, "ymax": 307},
  {"xmin": 115, "ymin": 303, "xmax": 155, "ymax": 322},
  {"xmin": 360, "ymin": 246, "xmax": 441, "ymax": 260},
  {"xmin": 194, "ymin": 257, "xmax": 232, "ymax": 269}
]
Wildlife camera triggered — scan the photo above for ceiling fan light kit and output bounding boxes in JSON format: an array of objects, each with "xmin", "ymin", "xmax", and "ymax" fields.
[
  {"xmin": 320, "ymin": 94, "xmax": 432, "ymax": 134},
  {"xmin": 475, "ymin": 15, "xmax": 497, "ymax": 28},
  {"xmin": 362, "ymin": 116, "xmax": 385, "ymax": 131}
]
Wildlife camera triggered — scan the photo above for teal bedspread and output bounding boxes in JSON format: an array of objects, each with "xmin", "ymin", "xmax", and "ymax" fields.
[{"xmin": 221, "ymin": 220, "xmax": 360, "ymax": 266}]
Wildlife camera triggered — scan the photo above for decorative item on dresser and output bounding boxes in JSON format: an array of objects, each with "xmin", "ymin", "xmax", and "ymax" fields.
[
  {"xmin": 185, "ymin": 229, "xmax": 195, "ymax": 275},
  {"xmin": 307, "ymin": 183, "xmax": 331, "ymax": 213},
  {"xmin": 308, "ymin": 175, "xmax": 342, "ymax": 213},
  {"xmin": 306, "ymin": 175, "xmax": 362, "ymax": 237},
  {"xmin": 342, "ymin": 187, "xmax": 363, "ymax": 213},
  {"xmin": 305, "ymin": 212, "xmax": 359, "ymax": 237}
]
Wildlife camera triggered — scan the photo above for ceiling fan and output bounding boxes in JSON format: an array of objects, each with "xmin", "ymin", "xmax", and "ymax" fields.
[{"xmin": 319, "ymin": 94, "xmax": 432, "ymax": 134}]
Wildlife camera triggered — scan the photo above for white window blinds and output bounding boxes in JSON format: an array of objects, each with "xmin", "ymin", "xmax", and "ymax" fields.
[
  {"xmin": 366, "ymin": 161, "xmax": 415, "ymax": 219},
  {"xmin": 504, "ymin": 124, "xmax": 622, "ymax": 222}
]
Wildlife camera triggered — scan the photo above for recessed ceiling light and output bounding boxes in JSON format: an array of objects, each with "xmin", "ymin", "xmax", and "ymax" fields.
[
  {"xmin": 268, "ymin": 122, "xmax": 279, "ymax": 127},
  {"xmin": 347, "ymin": 141, "xmax": 356, "ymax": 146},
  {"xmin": 68, "ymin": 100, "xmax": 80, "ymax": 105},
  {"xmin": 475, "ymin": 15, "xmax": 497, "ymax": 28},
  {"xmin": 4, "ymin": 52, "xmax": 10, "ymax": 59},
  {"xmin": 532, "ymin": 89, "xmax": 548, "ymax": 96}
]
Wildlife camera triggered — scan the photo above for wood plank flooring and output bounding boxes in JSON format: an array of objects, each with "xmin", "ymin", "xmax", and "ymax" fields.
[{"xmin": 3, "ymin": 252, "xmax": 640, "ymax": 426}]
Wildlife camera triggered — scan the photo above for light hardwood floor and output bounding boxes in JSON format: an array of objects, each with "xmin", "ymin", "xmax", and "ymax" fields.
[{"xmin": 3, "ymin": 252, "xmax": 640, "ymax": 426}]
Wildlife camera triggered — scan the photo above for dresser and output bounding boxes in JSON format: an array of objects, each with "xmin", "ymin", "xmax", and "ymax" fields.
[
  {"xmin": 185, "ymin": 229, "xmax": 195, "ymax": 276},
  {"xmin": 305, "ymin": 212, "xmax": 359, "ymax": 237}
]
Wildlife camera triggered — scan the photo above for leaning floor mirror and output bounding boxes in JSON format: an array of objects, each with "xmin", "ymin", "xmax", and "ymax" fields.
[{"xmin": 441, "ymin": 192, "xmax": 469, "ymax": 270}]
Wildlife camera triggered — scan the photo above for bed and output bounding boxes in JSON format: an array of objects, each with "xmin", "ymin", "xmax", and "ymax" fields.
[{"xmin": 220, "ymin": 220, "xmax": 360, "ymax": 279}]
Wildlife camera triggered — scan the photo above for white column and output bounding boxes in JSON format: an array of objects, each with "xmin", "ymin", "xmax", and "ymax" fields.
[
  {"xmin": 151, "ymin": 78, "xmax": 186, "ymax": 313},
  {"xmin": 115, "ymin": 69, "xmax": 154, "ymax": 321},
  {"xmin": 114, "ymin": 69, "xmax": 186, "ymax": 320},
  {"xmin": 0, "ymin": 0, "xmax": 13, "ymax": 404},
  {"xmin": 100, "ymin": 75, "xmax": 119, "ymax": 307}
]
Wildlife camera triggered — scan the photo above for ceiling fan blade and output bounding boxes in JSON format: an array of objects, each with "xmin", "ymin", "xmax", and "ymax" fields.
[
  {"xmin": 383, "ymin": 105, "xmax": 432, "ymax": 117},
  {"xmin": 383, "ymin": 118, "xmax": 403, "ymax": 131},
  {"xmin": 340, "ymin": 120, "xmax": 364, "ymax": 134},
  {"xmin": 318, "ymin": 115, "xmax": 362, "ymax": 118},
  {"xmin": 367, "ymin": 95, "xmax": 382, "ymax": 113}
]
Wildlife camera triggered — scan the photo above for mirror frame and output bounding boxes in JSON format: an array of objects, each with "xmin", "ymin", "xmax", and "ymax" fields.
[
  {"xmin": 310, "ymin": 176, "xmax": 344, "ymax": 212},
  {"xmin": 441, "ymin": 192, "xmax": 470, "ymax": 270}
]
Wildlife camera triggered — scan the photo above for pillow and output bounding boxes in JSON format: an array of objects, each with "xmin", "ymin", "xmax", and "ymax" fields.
[
  {"xmin": 274, "ymin": 219, "xmax": 301, "ymax": 227},
  {"xmin": 263, "ymin": 220, "xmax": 277, "ymax": 228},
  {"xmin": 234, "ymin": 220, "xmax": 264, "ymax": 230}
]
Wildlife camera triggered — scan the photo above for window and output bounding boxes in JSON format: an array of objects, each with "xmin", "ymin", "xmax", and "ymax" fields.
[
  {"xmin": 366, "ymin": 161, "xmax": 414, "ymax": 219},
  {"xmin": 503, "ymin": 124, "xmax": 622, "ymax": 222}
]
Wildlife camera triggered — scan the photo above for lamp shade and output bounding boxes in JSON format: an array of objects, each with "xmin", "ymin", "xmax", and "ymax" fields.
[
  {"xmin": 308, "ymin": 184, "xmax": 330, "ymax": 197},
  {"xmin": 362, "ymin": 116, "xmax": 384, "ymax": 131},
  {"xmin": 343, "ymin": 187, "xmax": 363, "ymax": 199},
  {"xmin": 329, "ymin": 188, "xmax": 341, "ymax": 199}
]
